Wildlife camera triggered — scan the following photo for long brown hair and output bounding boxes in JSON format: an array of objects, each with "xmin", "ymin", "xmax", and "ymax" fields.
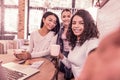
[{"xmin": 67, "ymin": 9, "xmax": 99, "ymax": 50}]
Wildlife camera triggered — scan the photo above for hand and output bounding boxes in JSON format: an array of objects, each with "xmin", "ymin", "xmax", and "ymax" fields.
[
  {"xmin": 14, "ymin": 51, "xmax": 23, "ymax": 60},
  {"xmin": 59, "ymin": 53, "xmax": 64, "ymax": 59},
  {"xmin": 77, "ymin": 29, "xmax": 120, "ymax": 80},
  {"xmin": 14, "ymin": 51, "xmax": 31, "ymax": 60}
]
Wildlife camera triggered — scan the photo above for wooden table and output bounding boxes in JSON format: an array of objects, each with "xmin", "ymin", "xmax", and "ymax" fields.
[{"xmin": 0, "ymin": 52, "xmax": 56, "ymax": 80}]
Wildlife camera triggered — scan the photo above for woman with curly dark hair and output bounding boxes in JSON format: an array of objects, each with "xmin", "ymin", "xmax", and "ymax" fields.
[{"xmin": 59, "ymin": 9, "xmax": 99, "ymax": 79}]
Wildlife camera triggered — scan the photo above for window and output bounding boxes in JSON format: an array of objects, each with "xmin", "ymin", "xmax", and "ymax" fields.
[
  {"xmin": 27, "ymin": 0, "xmax": 72, "ymax": 36},
  {"xmin": 4, "ymin": 8, "xmax": 18, "ymax": 32},
  {"xmin": 0, "ymin": 0, "xmax": 96, "ymax": 39},
  {"xmin": 75, "ymin": 0, "xmax": 92, "ymax": 9},
  {"xmin": 4, "ymin": 0, "xmax": 18, "ymax": 5},
  {"xmin": 0, "ymin": 0, "xmax": 18, "ymax": 39},
  {"xmin": 29, "ymin": 9, "xmax": 43, "ymax": 33}
]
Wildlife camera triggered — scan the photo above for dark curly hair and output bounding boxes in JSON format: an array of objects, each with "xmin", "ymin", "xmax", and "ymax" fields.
[
  {"xmin": 40, "ymin": 11, "xmax": 60, "ymax": 35},
  {"xmin": 67, "ymin": 9, "xmax": 99, "ymax": 50}
]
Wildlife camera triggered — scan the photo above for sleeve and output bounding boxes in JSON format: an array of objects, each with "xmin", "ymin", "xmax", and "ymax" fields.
[
  {"xmin": 28, "ymin": 32, "xmax": 34, "ymax": 53},
  {"xmin": 86, "ymin": 38, "xmax": 99, "ymax": 56},
  {"xmin": 61, "ymin": 56, "xmax": 71, "ymax": 69},
  {"xmin": 31, "ymin": 50, "xmax": 50, "ymax": 58},
  {"xmin": 50, "ymin": 34, "xmax": 58, "ymax": 45},
  {"xmin": 76, "ymin": 53, "xmax": 96, "ymax": 80},
  {"xmin": 30, "ymin": 33, "xmax": 57, "ymax": 58}
]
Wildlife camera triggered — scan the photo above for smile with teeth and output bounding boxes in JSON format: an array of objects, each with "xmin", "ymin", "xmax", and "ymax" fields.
[{"xmin": 73, "ymin": 29, "xmax": 82, "ymax": 33}]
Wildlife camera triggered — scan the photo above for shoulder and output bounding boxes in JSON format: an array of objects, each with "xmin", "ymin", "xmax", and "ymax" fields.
[
  {"xmin": 86, "ymin": 38, "xmax": 99, "ymax": 45},
  {"xmin": 82, "ymin": 38, "xmax": 99, "ymax": 47},
  {"xmin": 48, "ymin": 31, "xmax": 55, "ymax": 36},
  {"xmin": 30, "ymin": 30, "xmax": 39, "ymax": 36},
  {"xmin": 84, "ymin": 38, "xmax": 99, "ymax": 55},
  {"xmin": 89, "ymin": 38, "xmax": 99, "ymax": 42},
  {"xmin": 45, "ymin": 31, "xmax": 56, "ymax": 41}
]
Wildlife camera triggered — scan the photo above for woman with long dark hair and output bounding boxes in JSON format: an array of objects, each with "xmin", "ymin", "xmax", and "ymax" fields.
[
  {"xmin": 59, "ymin": 9, "xmax": 99, "ymax": 79},
  {"xmin": 14, "ymin": 11, "xmax": 60, "ymax": 60}
]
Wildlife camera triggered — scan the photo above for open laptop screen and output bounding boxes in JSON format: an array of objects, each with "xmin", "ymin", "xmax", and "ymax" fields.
[
  {"xmin": 0, "ymin": 61, "xmax": 7, "ymax": 80},
  {"xmin": 1, "ymin": 62, "xmax": 40, "ymax": 80}
]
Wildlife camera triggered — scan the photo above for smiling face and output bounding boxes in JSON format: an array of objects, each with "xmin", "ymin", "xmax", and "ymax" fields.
[
  {"xmin": 61, "ymin": 11, "xmax": 71, "ymax": 27},
  {"xmin": 72, "ymin": 15, "xmax": 84, "ymax": 40},
  {"xmin": 43, "ymin": 15, "xmax": 57, "ymax": 31}
]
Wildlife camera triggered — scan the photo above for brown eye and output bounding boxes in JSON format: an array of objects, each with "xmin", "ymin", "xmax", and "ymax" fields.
[
  {"xmin": 79, "ymin": 21, "xmax": 84, "ymax": 25},
  {"xmin": 62, "ymin": 15, "xmax": 66, "ymax": 18},
  {"xmin": 53, "ymin": 21, "xmax": 57, "ymax": 25},
  {"xmin": 48, "ymin": 18, "xmax": 52, "ymax": 21},
  {"xmin": 67, "ymin": 15, "xmax": 71, "ymax": 18},
  {"xmin": 80, "ymin": 22, "xmax": 84, "ymax": 24}
]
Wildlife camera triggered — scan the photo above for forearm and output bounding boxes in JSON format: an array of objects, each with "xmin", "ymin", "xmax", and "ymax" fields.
[
  {"xmin": 24, "ymin": 51, "xmax": 31, "ymax": 59},
  {"xmin": 60, "ymin": 55, "xmax": 71, "ymax": 69},
  {"xmin": 14, "ymin": 51, "xmax": 31, "ymax": 60},
  {"xmin": 30, "ymin": 50, "xmax": 49, "ymax": 58}
]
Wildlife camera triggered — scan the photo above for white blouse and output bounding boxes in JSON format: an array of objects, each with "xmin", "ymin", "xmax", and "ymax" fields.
[
  {"xmin": 29, "ymin": 30, "xmax": 56, "ymax": 58},
  {"xmin": 61, "ymin": 38, "xmax": 99, "ymax": 78}
]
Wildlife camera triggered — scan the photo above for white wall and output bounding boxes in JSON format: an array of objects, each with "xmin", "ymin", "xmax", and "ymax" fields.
[{"xmin": 97, "ymin": 0, "xmax": 120, "ymax": 39}]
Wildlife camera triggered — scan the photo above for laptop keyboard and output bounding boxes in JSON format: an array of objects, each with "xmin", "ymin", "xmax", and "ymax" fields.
[{"xmin": 3, "ymin": 67, "xmax": 27, "ymax": 80}]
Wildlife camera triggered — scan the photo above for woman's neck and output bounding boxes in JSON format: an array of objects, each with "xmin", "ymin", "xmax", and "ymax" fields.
[
  {"xmin": 64, "ymin": 25, "xmax": 69, "ymax": 29},
  {"xmin": 77, "ymin": 36, "xmax": 80, "ymax": 41},
  {"xmin": 39, "ymin": 27, "xmax": 49, "ymax": 36}
]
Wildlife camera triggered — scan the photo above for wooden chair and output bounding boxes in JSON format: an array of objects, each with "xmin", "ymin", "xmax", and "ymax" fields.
[{"xmin": 0, "ymin": 43, "xmax": 4, "ymax": 54}]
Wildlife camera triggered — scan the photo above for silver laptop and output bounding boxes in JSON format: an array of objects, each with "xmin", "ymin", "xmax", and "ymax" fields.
[{"xmin": 1, "ymin": 62, "xmax": 40, "ymax": 80}]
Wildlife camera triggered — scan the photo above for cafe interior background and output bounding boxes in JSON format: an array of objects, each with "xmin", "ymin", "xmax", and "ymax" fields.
[{"xmin": 0, "ymin": 0, "xmax": 120, "ymax": 54}]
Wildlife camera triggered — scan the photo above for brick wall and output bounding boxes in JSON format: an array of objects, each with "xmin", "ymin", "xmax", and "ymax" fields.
[
  {"xmin": 18, "ymin": 0, "xmax": 25, "ymax": 39},
  {"xmin": 97, "ymin": 0, "xmax": 120, "ymax": 39}
]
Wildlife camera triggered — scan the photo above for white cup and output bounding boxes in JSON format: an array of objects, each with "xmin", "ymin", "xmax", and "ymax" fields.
[{"xmin": 50, "ymin": 44, "xmax": 60, "ymax": 56}]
